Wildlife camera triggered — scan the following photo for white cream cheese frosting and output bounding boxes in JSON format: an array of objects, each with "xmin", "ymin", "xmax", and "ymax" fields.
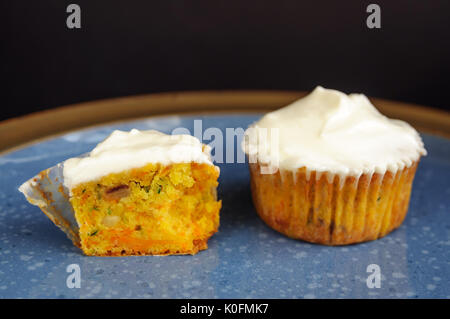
[
  {"xmin": 63, "ymin": 129, "xmax": 214, "ymax": 190},
  {"xmin": 243, "ymin": 86, "xmax": 426, "ymax": 180}
]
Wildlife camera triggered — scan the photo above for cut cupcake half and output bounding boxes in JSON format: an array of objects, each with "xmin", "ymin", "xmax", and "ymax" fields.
[{"xmin": 20, "ymin": 129, "xmax": 221, "ymax": 256}]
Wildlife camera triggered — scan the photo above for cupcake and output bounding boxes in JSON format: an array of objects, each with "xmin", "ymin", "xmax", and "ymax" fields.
[
  {"xmin": 20, "ymin": 129, "xmax": 221, "ymax": 256},
  {"xmin": 243, "ymin": 86, "xmax": 426, "ymax": 245}
]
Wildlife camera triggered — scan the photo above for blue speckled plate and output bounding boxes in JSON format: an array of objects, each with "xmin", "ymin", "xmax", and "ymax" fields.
[{"xmin": 0, "ymin": 114, "xmax": 449, "ymax": 299}]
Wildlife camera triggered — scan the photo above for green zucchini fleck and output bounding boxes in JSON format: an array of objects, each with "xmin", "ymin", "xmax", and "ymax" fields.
[{"xmin": 89, "ymin": 230, "xmax": 99, "ymax": 236}]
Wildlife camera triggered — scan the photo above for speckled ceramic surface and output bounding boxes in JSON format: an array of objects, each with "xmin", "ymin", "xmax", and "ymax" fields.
[{"xmin": 0, "ymin": 114, "xmax": 449, "ymax": 299}]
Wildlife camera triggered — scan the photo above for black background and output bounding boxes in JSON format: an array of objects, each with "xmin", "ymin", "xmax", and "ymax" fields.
[{"xmin": 2, "ymin": 0, "xmax": 450, "ymax": 121}]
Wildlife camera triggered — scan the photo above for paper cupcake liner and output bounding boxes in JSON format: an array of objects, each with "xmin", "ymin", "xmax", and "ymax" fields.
[
  {"xmin": 249, "ymin": 161, "xmax": 419, "ymax": 245},
  {"xmin": 18, "ymin": 162, "xmax": 81, "ymax": 248}
]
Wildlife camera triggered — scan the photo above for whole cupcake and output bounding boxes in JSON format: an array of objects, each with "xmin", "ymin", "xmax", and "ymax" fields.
[{"xmin": 243, "ymin": 86, "xmax": 426, "ymax": 245}]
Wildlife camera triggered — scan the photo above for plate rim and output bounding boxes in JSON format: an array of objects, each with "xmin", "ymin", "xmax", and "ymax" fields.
[{"xmin": 1, "ymin": 90, "xmax": 449, "ymax": 153}]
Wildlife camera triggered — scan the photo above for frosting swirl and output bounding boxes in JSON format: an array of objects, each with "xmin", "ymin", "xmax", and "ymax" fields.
[
  {"xmin": 243, "ymin": 86, "xmax": 426, "ymax": 178},
  {"xmin": 63, "ymin": 129, "xmax": 214, "ymax": 189}
]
